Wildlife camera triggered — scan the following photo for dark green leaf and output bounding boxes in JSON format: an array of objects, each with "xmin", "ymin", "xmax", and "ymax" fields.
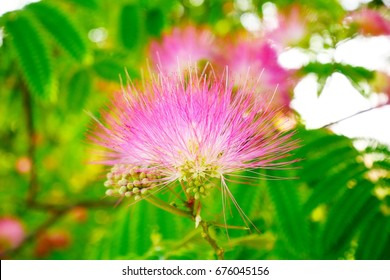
[
  {"xmin": 27, "ymin": 2, "xmax": 87, "ymax": 61},
  {"xmin": 5, "ymin": 14, "xmax": 52, "ymax": 100},
  {"xmin": 322, "ymin": 181, "xmax": 378, "ymax": 256},
  {"xmin": 300, "ymin": 145, "xmax": 358, "ymax": 184},
  {"xmin": 93, "ymin": 59, "xmax": 138, "ymax": 82},
  {"xmin": 119, "ymin": 4, "xmax": 143, "ymax": 50},
  {"xmin": 295, "ymin": 130, "xmax": 352, "ymax": 159},
  {"xmin": 356, "ymin": 212, "xmax": 389, "ymax": 259},
  {"xmin": 304, "ymin": 163, "xmax": 366, "ymax": 213},
  {"xmin": 146, "ymin": 8, "xmax": 165, "ymax": 37}
]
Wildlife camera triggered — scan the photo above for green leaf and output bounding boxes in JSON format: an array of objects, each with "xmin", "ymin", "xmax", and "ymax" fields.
[
  {"xmin": 222, "ymin": 232, "xmax": 275, "ymax": 251},
  {"xmin": 355, "ymin": 212, "xmax": 390, "ymax": 260},
  {"xmin": 304, "ymin": 162, "xmax": 366, "ymax": 214},
  {"xmin": 295, "ymin": 130, "xmax": 352, "ymax": 159},
  {"xmin": 322, "ymin": 181, "xmax": 378, "ymax": 256},
  {"xmin": 27, "ymin": 2, "xmax": 87, "ymax": 61},
  {"xmin": 63, "ymin": 0, "xmax": 99, "ymax": 10},
  {"xmin": 119, "ymin": 4, "xmax": 143, "ymax": 50},
  {"xmin": 5, "ymin": 14, "xmax": 52, "ymax": 100},
  {"xmin": 145, "ymin": 8, "xmax": 165, "ymax": 37},
  {"xmin": 93, "ymin": 59, "xmax": 138, "ymax": 82},
  {"xmin": 267, "ymin": 176, "xmax": 310, "ymax": 259},
  {"xmin": 300, "ymin": 145, "xmax": 358, "ymax": 184},
  {"xmin": 372, "ymin": 159, "xmax": 390, "ymax": 171},
  {"xmin": 67, "ymin": 69, "xmax": 91, "ymax": 111},
  {"xmin": 364, "ymin": 141, "xmax": 390, "ymax": 157},
  {"xmin": 108, "ymin": 200, "xmax": 192, "ymax": 259},
  {"xmin": 301, "ymin": 62, "xmax": 374, "ymax": 96}
]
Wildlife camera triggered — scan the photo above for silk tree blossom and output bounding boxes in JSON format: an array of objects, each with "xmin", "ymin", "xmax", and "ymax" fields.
[
  {"xmin": 217, "ymin": 37, "xmax": 296, "ymax": 109},
  {"xmin": 265, "ymin": 5, "xmax": 307, "ymax": 49},
  {"xmin": 346, "ymin": 9, "xmax": 390, "ymax": 36},
  {"xmin": 0, "ymin": 217, "xmax": 25, "ymax": 253},
  {"xmin": 149, "ymin": 25, "xmax": 216, "ymax": 73},
  {"xmin": 90, "ymin": 69, "xmax": 298, "ymax": 210}
]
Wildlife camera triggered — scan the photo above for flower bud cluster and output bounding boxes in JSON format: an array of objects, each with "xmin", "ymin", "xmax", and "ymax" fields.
[
  {"xmin": 104, "ymin": 164, "xmax": 161, "ymax": 200},
  {"xmin": 179, "ymin": 159, "xmax": 219, "ymax": 200}
]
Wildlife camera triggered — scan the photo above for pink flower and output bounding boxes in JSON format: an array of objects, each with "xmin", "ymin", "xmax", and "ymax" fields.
[
  {"xmin": 266, "ymin": 5, "xmax": 307, "ymax": 48},
  {"xmin": 347, "ymin": 9, "xmax": 390, "ymax": 36},
  {"xmin": 149, "ymin": 25, "xmax": 216, "ymax": 73},
  {"xmin": 0, "ymin": 217, "xmax": 25, "ymax": 252},
  {"xmin": 217, "ymin": 37, "xmax": 295, "ymax": 109},
  {"xmin": 90, "ymin": 69, "xmax": 298, "ymax": 202}
]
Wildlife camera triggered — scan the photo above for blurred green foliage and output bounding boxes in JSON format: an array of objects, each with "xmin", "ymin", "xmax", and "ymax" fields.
[{"xmin": 0, "ymin": 0, "xmax": 389, "ymax": 260}]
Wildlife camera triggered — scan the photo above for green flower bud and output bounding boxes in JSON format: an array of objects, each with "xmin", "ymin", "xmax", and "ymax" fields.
[
  {"xmin": 125, "ymin": 191, "xmax": 132, "ymax": 198},
  {"xmin": 130, "ymin": 168, "xmax": 138, "ymax": 177},
  {"xmin": 104, "ymin": 180, "xmax": 113, "ymax": 188},
  {"xmin": 133, "ymin": 180, "xmax": 141, "ymax": 187},
  {"xmin": 105, "ymin": 189, "xmax": 114, "ymax": 196},
  {"xmin": 118, "ymin": 178, "xmax": 128, "ymax": 186},
  {"xmin": 119, "ymin": 186, "xmax": 127, "ymax": 195},
  {"xmin": 141, "ymin": 178, "xmax": 149, "ymax": 186},
  {"xmin": 141, "ymin": 188, "xmax": 148, "ymax": 195}
]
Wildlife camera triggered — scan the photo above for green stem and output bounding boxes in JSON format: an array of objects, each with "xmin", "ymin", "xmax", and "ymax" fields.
[
  {"xmin": 193, "ymin": 198, "xmax": 200, "ymax": 216},
  {"xmin": 145, "ymin": 183, "xmax": 225, "ymax": 260},
  {"xmin": 145, "ymin": 195, "xmax": 192, "ymax": 219},
  {"xmin": 200, "ymin": 221, "xmax": 224, "ymax": 260}
]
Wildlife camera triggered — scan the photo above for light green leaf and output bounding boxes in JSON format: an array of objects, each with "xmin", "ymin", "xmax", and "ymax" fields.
[
  {"xmin": 108, "ymin": 200, "xmax": 192, "ymax": 259},
  {"xmin": 67, "ymin": 69, "xmax": 91, "ymax": 111},
  {"xmin": 63, "ymin": 0, "xmax": 99, "ymax": 10},
  {"xmin": 267, "ymin": 175, "xmax": 310, "ymax": 259}
]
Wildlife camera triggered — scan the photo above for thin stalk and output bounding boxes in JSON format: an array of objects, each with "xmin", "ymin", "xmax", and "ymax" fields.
[
  {"xmin": 144, "ymin": 195, "xmax": 192, "ymax": 219},
  {"xmin": 211, "ymin": 222, "xmax": 250, "ymax": 230},
  {"xmin": 166, "ymin": 184, "xmax": 186, "ymax": 204},
  {"xmin": 20, "ymin": 81, "xmax": 38, "ymax": 204},
  {"xmin": 321, "ymin": 103, "xmax": 388, "ymax": 128},
  {"xmin": 180, "ymin": 181, "xmax": 191, "ymax": 200}
]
